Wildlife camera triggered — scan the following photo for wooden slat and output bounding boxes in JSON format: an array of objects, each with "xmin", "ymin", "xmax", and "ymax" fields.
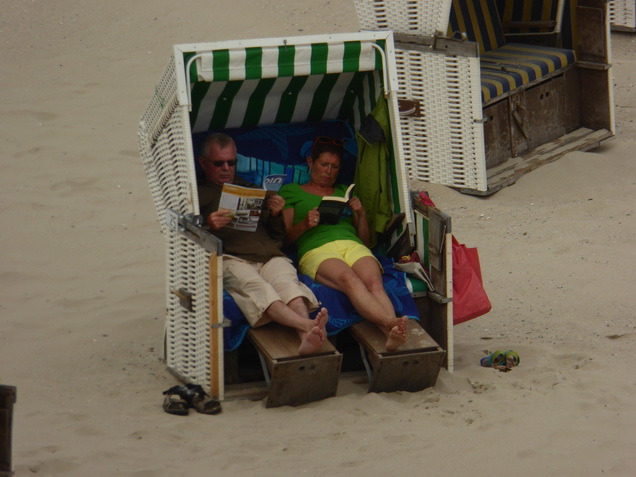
[
  {"xmin": 248, "ymin": 324, "xmax": 342, "ymax": 407},
  {"xmin": 209, "ymin": 253, "xmax": 223, "ymax": 399},
  {"xmin": 351, "ymin": 319, "xmax": 439, "ymax": 356},
  {"xmin": 249, "ymin": 324, "xmax": 337, "ymax": 362}
]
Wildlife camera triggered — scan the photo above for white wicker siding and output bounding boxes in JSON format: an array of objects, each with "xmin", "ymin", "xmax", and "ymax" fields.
[
  {"xmin": 395, "ymin": 47, "xmax": 487, "ymax": 191},
  {"xmin": 165, "ymin": 229, "xmax": 216, "ymax": 393},
  {"xmin": 608, "ymin": 0, "xmax": 636, "ymax": 30},
  {"xmin": 354, "ymin": 0, "xmax": 452, "ymax": 36},
  {"xmin": 139, "ymin": 98, "xmax": 199, "ymax": 234}
]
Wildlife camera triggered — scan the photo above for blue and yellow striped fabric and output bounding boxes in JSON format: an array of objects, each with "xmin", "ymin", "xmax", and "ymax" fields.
[
  {"xmin": 496, "ymin": 0, "xmax": 562, "ymax": 34},
  {"xmin": 448, "ymin": 0, "xmax": 506, "ymax": 54},
  {"xmin": 480, "ymin": 43, "xmax": 575, "ymax": 102},
  {"xmin": 448, "ymin": 0, "xmax": 576, "ymax": 103}
]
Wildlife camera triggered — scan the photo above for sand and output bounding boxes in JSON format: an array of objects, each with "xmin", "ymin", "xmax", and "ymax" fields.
[{"xmin": 1, "ymin": 1, "xmax": 635, "ymax": 475}]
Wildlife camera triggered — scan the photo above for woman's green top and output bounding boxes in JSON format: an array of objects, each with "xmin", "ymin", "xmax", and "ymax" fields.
[{"xmin": 279, "ymin": 183, "xmax": 363, "ymax": 259}]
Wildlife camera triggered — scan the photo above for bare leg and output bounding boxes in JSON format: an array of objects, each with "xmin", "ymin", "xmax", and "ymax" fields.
[
  {"xmin": 263, "ymin": 300, "xmax": 328, "ymax": 355},
  {"xmin": 385, "ymin": 316, "xmax": 408, "ymax": 352},
  {"xmin": 314, "ymin": 258, "xmax": 407, "ymax": 350},
  {"xmin": 352, "ymin": 257, "xmax": 407, "ymax": 351},
  {"xmin": 287, "ymin": 297, "xmax": 328, "ymax": 342}
]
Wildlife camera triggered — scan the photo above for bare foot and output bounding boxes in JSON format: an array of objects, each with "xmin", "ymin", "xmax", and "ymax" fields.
[
  {"xmin": 385, "ymin": 316, "xmax": 408, "ymax": 352},
  {"xmin": 314, "ymin": 307, "xmax": 329, "ymax": 340},
  {"xmin": 298, "ymin": 326, "xmax": 324, "ymax": 355}
]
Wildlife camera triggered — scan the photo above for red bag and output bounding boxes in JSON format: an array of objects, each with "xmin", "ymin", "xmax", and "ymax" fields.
[
  {"xmin": 452, "ymin": 236, "xmax": 491, "ymax": 324},
  {"xmin": 418, "ymin": 191, "xmax": 491, "ymax": 324}
]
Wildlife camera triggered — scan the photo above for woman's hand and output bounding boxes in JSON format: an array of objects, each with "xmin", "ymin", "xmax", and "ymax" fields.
[
  {"xmin": 349, "ymin": 197, "xmax": 371, "ymax": 246},
  {"xmin": 348, "ymin": 197, "xmax": 366, "ymax": 218},
  {"xmin": 266, "ymin": 194, "xmax": 285, "ymax": 217},
  {"xmin": 282, "ymin": 206, "xmax": 319, "ymax": 245},
  {"xmin": 304, "ymin": 207, "xmax": 321, "ymax": 228},
  {"xmin": 207, "ymin": 208, "xmax": 234, "ymax": 231}
]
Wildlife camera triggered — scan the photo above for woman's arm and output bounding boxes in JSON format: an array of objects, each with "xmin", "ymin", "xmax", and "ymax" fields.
[
  {"xmin": 349, "ymin": 197, "xmax": 371, "ymax": 247},
  {"xmin": 282, "ymin": 207, "xmax": 320, "ymax": 245}
]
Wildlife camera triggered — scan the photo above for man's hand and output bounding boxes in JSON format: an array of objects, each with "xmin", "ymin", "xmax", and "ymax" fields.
[
  {"xmin": 266, "ymin": 194, "xmax": 285, "ymax": 217},
  {"xmin": 207, "ymin": 208, "xmax": 234, "ymax": 231}
]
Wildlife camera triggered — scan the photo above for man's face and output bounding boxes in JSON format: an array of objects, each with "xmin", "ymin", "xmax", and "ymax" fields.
[{"xmin": 200, "ymin": 142, "xmax": 237, "ymax": 185}]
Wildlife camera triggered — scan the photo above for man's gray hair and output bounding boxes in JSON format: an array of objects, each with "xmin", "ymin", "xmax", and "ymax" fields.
[{"xmin": 201, "ymin": 132, "xmax": 236, "ymax": 159}]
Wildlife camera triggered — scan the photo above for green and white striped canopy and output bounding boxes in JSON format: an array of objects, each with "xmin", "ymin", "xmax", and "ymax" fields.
[{"xmin": 181, "ymin": 38, "xmax": 386, "ymax": 133}]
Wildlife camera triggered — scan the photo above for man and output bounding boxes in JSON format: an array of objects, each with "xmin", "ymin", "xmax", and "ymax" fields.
[{"xmin": 198, "ymin": 133, "xmax": 328, "ymax": 355}]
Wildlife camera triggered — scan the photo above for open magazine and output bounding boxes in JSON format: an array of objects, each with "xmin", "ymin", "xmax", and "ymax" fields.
[
  {"xmin": 393, "ymin": 261, "xmax": 435, "ymax": 292},
  {"xmin": 218, "ymin": 174, "xmax": 286, "ymax": 232},
  {"xmin": 317, "ymin": 183, "xmax": 355, "ymax": 225}
]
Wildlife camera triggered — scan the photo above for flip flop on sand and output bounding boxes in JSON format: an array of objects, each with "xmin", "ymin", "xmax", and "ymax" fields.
[
  {"xmin": 480, "ymin": 350, "xmax": 506, "ymax": 368},
  {"xmin": 162, "ymin": 386, "xmax": 189, "ymax": 416},
  {"xmin": 504, "ymin": 350, "xmax": 520, "ymax": 369}
]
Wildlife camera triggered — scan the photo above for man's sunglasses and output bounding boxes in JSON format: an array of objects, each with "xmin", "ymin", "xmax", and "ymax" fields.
[
  {"xmin": 312, "ymin": 136, "xmax": 344, "ymax": 151},
  {"xmin": 208, "ymin": 159, "xmax": 237, "ymax": 168}
]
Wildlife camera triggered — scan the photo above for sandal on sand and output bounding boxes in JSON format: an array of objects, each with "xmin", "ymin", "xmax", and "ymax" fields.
[
  {"xmin": 480, "ymin": 350, "xmax": 506, "ymax": 368},
  {"xmin": 162, "ymin": 386, "xmax": 189, "ymax": 416},
  {"xmin": 185, "ymin": 384, "xmax": 222, "ymax": 415},
  {"xmin": 504, "ymin": 350, "xmax": 520, "ymax": 369}
]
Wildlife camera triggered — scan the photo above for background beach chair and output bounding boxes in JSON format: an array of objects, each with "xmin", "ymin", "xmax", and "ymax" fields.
[
  {"xmin": 608, "ymin": 0, "xmax": 636, "ymax": 31},
  {"xmin": 138, "ymin": 32, "xmax": 453, "ymax": 406},
  {"xmin": 354, "ymin": 0, "xmax": 615, "ymax": 195}
]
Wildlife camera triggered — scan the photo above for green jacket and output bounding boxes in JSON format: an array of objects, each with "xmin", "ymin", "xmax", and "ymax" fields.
[{"xmin": 354, "ymin": 95, "xmax": 393, "ymax": 246}]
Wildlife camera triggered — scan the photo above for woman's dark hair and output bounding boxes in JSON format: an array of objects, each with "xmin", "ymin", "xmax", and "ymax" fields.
[{"xmin": 310, "ymin": 136, "xmax": 344, "ymax": 161}]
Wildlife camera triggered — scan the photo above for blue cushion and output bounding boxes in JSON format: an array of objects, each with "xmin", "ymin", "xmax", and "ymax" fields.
[
  {"xmin": 193, "ymin": 120, "xmax": 358, "ymax": 186},
  {"xmin": 480, "ymin": 43, "xmax": 576, "ymax": 102}
]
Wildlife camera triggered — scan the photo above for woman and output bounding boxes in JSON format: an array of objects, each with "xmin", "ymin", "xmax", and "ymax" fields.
[{"xmin": 280, "ymin": 136, "xmax": 408, "ymax": 351}]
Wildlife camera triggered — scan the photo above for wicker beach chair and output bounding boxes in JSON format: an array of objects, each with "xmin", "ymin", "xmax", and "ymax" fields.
[
  {"xmin": 354, "ymin": 0, "xmax": 615, "ymax": 194},
  {"xmin": 139, "ymin": 32, "xmax": 453, "ymax": 406}
]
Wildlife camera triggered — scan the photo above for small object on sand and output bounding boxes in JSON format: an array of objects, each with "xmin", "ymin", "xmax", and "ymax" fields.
[
  {"xmin": 480, "ymin": 350, "xmax": 520, "ymax": 372},
  {"xmin": 162, "ymin": 384, "xmax": 222, "ymax": 416},
  {"xmin": 162, "ymin": 386, "xmax": 189, "ymax": 416},
  {"xmin": 503, "ymin": 350, "xmax": 520, "ymax": 369},
  {"xmin": 185, "ymin": 384, "xmax": 222, "ymax": 415},
  {"xmin": 480, "ymin": 350, "xmax": 506, "ymax": 368}
]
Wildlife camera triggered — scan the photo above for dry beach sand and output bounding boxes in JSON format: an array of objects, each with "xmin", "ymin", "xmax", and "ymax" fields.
[{"xmin": 1, "ymin": 1, "xmax": 635, "ymax": 475}]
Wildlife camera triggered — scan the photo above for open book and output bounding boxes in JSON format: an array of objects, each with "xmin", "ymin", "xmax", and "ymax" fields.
[
  {"xmin": 317, "ymin": 183, "xmax": 355, "ymax": 225},
  {"xmin": 393, "ymin": 261, "xmax": 435, "ymax": 292}
]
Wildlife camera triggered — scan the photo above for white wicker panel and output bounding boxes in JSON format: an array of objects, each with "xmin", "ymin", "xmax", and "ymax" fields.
[
  {"xmin": 139, "ymin": 56, "xmax": 199, "ymax": 234},
  {"xmin": 608, "ymin": 0, "xmax": 636, "ymax": 30},
  {"xmin": 395, "ymin": 48, "xmax": 487, "ymax": 191},
  {"xmin": 138, "ymin": 102, "xmax": 198, "ymax": 234},
  {"xmin": 140, "ymin": 57, "xmax": 178, "ymax": 144},
  {"xmin": 165, "ymin": 229, "xmax": 214, "ymax": 391},
  {"xmin": 353, "ymin": 0, "xmax": 452, "ymax": 36}
]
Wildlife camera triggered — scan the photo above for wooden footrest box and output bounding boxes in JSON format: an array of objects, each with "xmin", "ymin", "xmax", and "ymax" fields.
[
  {"xmin": 248, "ymin": 324, "xmax": 343, "ymax": 408},
  {"xmin": 350, "ymin": 320, "xmax": 445, "ymax": 393}
]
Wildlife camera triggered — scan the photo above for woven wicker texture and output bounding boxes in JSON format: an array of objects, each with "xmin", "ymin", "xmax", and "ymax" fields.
[
  {"xmin": 354, "ymin": 0, "xmax": 452, "ymax": 36},
  {"xmin": 395, "ymin": 48, "xmax": 488, "ymax": 191},
  {"xmin": 608, "ymin": 0, "xmax": 636, "ymax": 29},
  {"xmin": 165, "ymin": 230, "xmax": 215, "ymax": 390},
  {"xmin": 139, "ymin": 58, "xmax": 199, "ymax": 233}
]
